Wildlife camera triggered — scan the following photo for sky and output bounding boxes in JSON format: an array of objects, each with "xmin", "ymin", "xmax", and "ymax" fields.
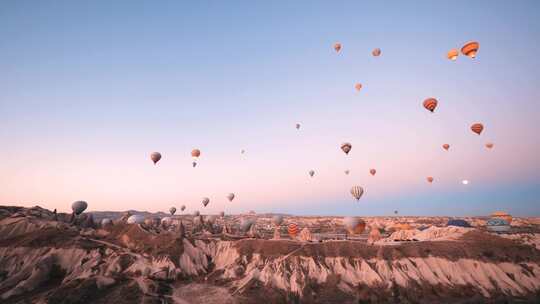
[{"xmin": 1, "ymin": 1, "xmax": 539, "ymax": 216}]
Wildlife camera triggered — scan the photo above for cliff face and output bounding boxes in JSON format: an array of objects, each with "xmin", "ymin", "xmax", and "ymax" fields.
[{"xmin": 1, "ymin": 206, "xmax": 539, "ymax": 304}]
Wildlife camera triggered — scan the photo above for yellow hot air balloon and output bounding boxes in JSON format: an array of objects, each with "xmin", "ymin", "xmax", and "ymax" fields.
[
  {"xmin": 334, "ymin": 42, "xmax": 342, "ymax": 53},
  {"xmin": 447, "ymin": 49, "xmax": 459, "ymax": 61},
  {"xmin": 461, "ymin": 41, "xmax": 479, "ymax": 58},
  {"xmin": 423, "ymin": 98, "xmax": 438, "ymax": 113},
  {"xmin": 350, "ymin": 186, "xmax": 364, "ymax": 201},
  {"xmin": 354, "ymin": 83, "xmax": 362, "ymax": 92},
  {"xmin": 341, "ymin": 142, "xmax": 352, "ymax": 155},
  {"xmin": 372, "ymin": 48, "xmax": 381, "ymax": 57},
  {"xmin": 442, "ymin": 144, "xmax": 450, "ymax": 151},
  {"xmin": 471, "ymin": 123, "xmax": 484, "ymax": 135}
]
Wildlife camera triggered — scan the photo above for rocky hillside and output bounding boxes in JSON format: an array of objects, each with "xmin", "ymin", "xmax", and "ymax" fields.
[{"xmin": 1, "ymin": 206, "xmax": 539, "ymax": 303}]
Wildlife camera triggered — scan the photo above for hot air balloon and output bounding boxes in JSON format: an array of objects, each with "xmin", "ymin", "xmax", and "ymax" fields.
[
  {"xmin": 191, "ymin": 149, "xmax": 201, "ymax": 167},
  {"xmin": 241, "ymin": 149, "xmax": 245, "ymax": 154},
  {"xmin": 193, "ymin": 210, "xmax": 200, "ymax": 216},
  {"xmin": 202, "ymin": 197, "xmax": 210, "ymax": 207},
  {"xmin": 350, "ymin": 186, "xmax": 364, "ymax": 201},
  {"xmin": 127, "ymin": 214, "xmax": 144, "ymax": 224},
  {"xmin": 471, "ymin": 123, "xmax": 484, "ymax": 135},
  {"xmin": 309, "ymin": 170, "xmax": 315, "ymax": 177},
  {"xmin": 491, "ymin": 211, "xmax": 512, "ymax": 224},
  {"xmin": 101, "ymin": 218, "xmax": 113, "ymax": 227},
  {"xmin": 354, "ymin": 83, "xmax": 362, "ymax": 92},
  {"xmin": 485, "ymin": 142, "xmax": 494, "ymax": 149},
  {"xmin": 181, "ymin": 205, "xmax": 186, "ymax": 211},
  {"xmin": 71, "ymin": 201, "xmax": 88, "ymax": 215},
  {"xmin": 447, "ymin": 49, "xmax": 459, "ymax": 61},
  {"xmin": 442, "ymin": 144, "xmax": 450, "ymax": 151},
  {"xmin": 333, "ymin": 42, "xmax": 342, "ymax": 53},
  {"xmin": 227, "ymin": 193, "xmax": 235, "ymax": 202},
  {"xmin": 341, "ymin": 142, "xmax": 352, "ymax": 155},
  {"xmin": 219, "ymin": 211, "xmax": 225, "ymax": 218},
  {"xmin": 169, "ymin": 207, "xmax": 176, "ymax": 215},
  {"xmin": 343, "ymin": 217, "xmax": 366, "ymax": 235},
  {"xmin": 369, "ymin": 169, "xmax": 376, "ymax": 176},
  {"xmin": 296, "ymin": 123, "xmax": 301, "ymax": 130},
  {"xmin": 394, "ymin": 210, "xmax": 398, "ymax": 215},
  {"xmin": 240, "ymin": 218, "xmax": 255, "ymax": 233},
  {"xmin": 427, "ymin": 176, "xmax": 434, "ymax": 183},
  {"xmin": 288, "ymin": 223, "xmax": 299, "ymax": 238},
  {"xmin": 344, "ymin": 170, "xmax": 350, "ymax": 175},
  {"xmin": 462, "ymin": 179, "xmax": 469, "ymax": 185},
  {"xmin": 423, "ymin": 98, "xmax": 438, "ymax": 113},
  {"xmin": 461, "ymin": 41, "xmax": 479, "ymax": 58},
  {"xmin": 372, "ymin": 48, "xmax": 381, "ymax": 57},
  {"xmin": 273, "ymin": 215, "xmax": 284, "ymax": 226},
  {"xmin": 150, "ymin": 152, "xmax": 161, "ymax": 165}
]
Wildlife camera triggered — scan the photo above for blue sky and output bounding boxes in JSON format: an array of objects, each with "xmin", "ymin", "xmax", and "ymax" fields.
[{"xmin": 1, "ymin": 1, "xmax": 539, "ymax": 216}]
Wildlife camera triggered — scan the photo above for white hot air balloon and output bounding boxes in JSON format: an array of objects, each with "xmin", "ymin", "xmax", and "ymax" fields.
[
  {"xmin": 350, "ymin": 186, "xmax": 364, "ymax": 201},
  {"xmin": 71, "ymin": 201, "xmax": 88, "ymax": 215}
]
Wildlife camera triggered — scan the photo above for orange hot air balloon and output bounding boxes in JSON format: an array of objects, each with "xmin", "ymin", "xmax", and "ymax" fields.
[
  {"xmin": 354, "ymin": 83, "xmax": 362, "ymax": 91},
  {"xmin": 461, "ymin": 41, "xmax": 479, "ymax": 59},
  {"xmin": 370, "ymin": 169, "xmax": 376, "ymax": 176},
  {"xmin": 341, "ymin": 142, "xmax": 352, "ymax": 155},
  {"xmin": 491, "ymin": 211, "xmax": 512, "ymax": 224},
  {"xmin": 372, "ymin": 48, "xmax": 381, "ymax": 57},
  {"xmin": 471, "ymin": 123, "xmax": 484, "ymax": 135},
  {"xmin": 485, "ymin": 142, "xmax": 494, "ymax": 149},
  {"xmin": 442, "ymin": 144, "xmax": 450, "ymax": 151},
  {"xmin": 334, "ymin": 43, "xmax": 342, "ymax": 53},
  {"xmin": 288, "ymin": 223, "xmax": 299, "ymax": 238},
  {"xmin": 427, "ymin": 176, "xmax": 434, "ymax": 183},
  {"xmin": 447, "ymin": 49, "xmax": 459, "ymax": 61},
  {"xmin": 423, "ymin": 98, "xmax": 438, "ymax": 113},
  {"xmin": 191, "ymin": 149, "xmax": 201, "ymax": 167}
]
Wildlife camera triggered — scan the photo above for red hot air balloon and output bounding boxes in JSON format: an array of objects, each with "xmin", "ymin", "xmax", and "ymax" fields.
[
  {"xmin": 423, "ymin": 98, "xmax": 438, "ymax": 113},
  {"xmin": 341, "ymin": 143, "xmax": 352, "ymax": 155},
  {"xmin": 442, "ymin": 144, "xmax": 450, "ymax": 151},
  {"xmin": 288, "ymin": 223, "xmax": 299, "ymax": 238},
  {"xmin": 471, "ymin": 123, "xmax": 484, "ymax": 135},
  {"xmin": 461, "ymin": 41, "xmax": 479, "ymax": 59},
  {"xmin": 427, "ymin": 176, "xmax": 434, "ymax": 183},
  {"xmin": 369, "ymin": 169, "xmax": 376, "ymax": 176}
]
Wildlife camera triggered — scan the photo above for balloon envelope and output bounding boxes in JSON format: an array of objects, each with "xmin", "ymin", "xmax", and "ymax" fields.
[
  {"xmin": 273, "ymin": 215, "xmax": 284, "ymax": 226},
  {"xmin": 447, "ymin": 49, "xmax": 458, "ymax": 61},
  {"xmin": 333, "ymin": 43, "xmax": 342, "ymax": 52},
  {"xmin": 350, "ymin": 186, "xmax": 364, "ymax": 201},
  {"xmin": 369, "ymin": 169, "xmax": 376, "ymax": 176},
  {"xmin": 471, "ymin": 123, "xmax": 484, "ymax": 135},
  {"xmin": 150, "ymin": 152, "xmax": 161, "ymax": 165},
  {"xmin": 169, "ymin": 207, "xmax": 176, "ymax": 215},
  {"xmin": 227, "ymin": 193, "xmax": 235, "ymax": 202},
  {"xmin": 461, "ymin": 41, "xmax": 479, "ymax": 58},
  {"xmin": 427, "ymin": 176, "xmax": 434, "ymax": 183},
  {"xmin": 341, "ymin": 143, "xmax": 352, "ymax": 155},
  {"xmin": 240, "ymin": 218, "xmax": 255, "ymax": 232},
  {"xmin": 343, "ymin": 217, "xmax": 366, "ymax": 234},
  {"xmin": 127, "ymin": 214, "xmax": 144, "ymax": 224},
  {"xmin": 288, "ymin": 223, "xmax": 299, "ymax": 237},
  {"xmin": 202, "ymin": 197, "xmax": 210, "ymax": 207},
  {"xmin": 191, "ymin": 149, "xmax": 201, "ymax": 158},
  {"xmin": 309, "ymin": 170, "xmax": 315, "ymax": 177},
  {"xmin": 442, "ymin": 144, "xmax": 450, "ymax": 151},
  {"xmin": 354, "ymin": 83, "xmax": 362, "ymax": 91},
  {"xmin": 181, "ymin": 205, "xmax": 186, "ymax": 211},
  {"xmin": 423, "ymin": 98, "xmax": 438, "ymax": 113},
  {"xmin": 372, "ymin": 48, "xmax": 381, "ymax": 56},
  {"xmin": 71, "ymin": 201, "xmax": 88, "ymax": 215}
]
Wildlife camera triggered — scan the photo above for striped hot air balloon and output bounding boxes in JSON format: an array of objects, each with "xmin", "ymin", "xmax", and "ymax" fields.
[
  {"xmin": 442, "ymin": 144, "xmax": 450, "ymax": 151},
  {"xmin": 447, "ymin": 49, "xmax": 459, "ymax": 61},
  {"xmin": 471, "ymin": 123, "xmax": 484, "ymax": 135},
  {"xmin": 461, "ymin": 41, "xmax": 479, "ymax": 58},
  {"xmin": 288, "ymin": 223, "xmax": 299, "ymax": 238},
  {"xmin": 423, "ymin": 98, "xmax": 438, "ymax": 113},
  {"xmin": 369, "ymin": 169, "xmax": 376, "ymax": 176},
  {"xmin": 350, "ymin": 186, "xmax": 364, "ymax": 201}
]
